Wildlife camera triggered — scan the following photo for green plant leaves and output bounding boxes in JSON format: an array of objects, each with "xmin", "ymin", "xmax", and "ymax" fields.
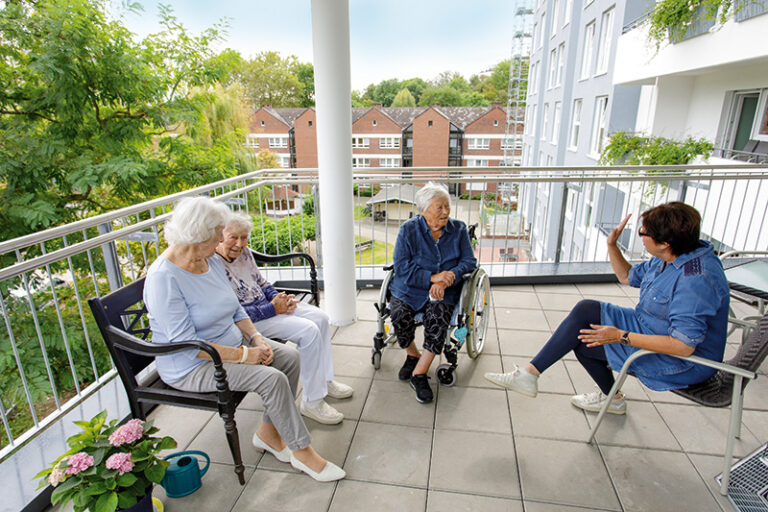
[{"xmin": 94, "ymin": 491, "xmax": 118, "ymax": 512}]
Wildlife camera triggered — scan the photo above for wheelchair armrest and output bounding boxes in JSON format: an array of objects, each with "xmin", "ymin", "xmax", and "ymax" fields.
[
  {"xmin": 383, "ymin": 264, "xmax": 394, "ymax": 271},
  {"xmin": 615, "ymin": 349, "xmax": 756, "ymax": 381},
  {"xmin": 106, "ymin": 325, "xmax": 225, "ymax": 366}
]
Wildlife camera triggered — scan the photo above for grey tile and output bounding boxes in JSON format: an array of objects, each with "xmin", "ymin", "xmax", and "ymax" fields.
[
  {"xmin": 687, "ymin": 453, "xmax": 737, "ymax": 511},
  {"xmin": 543, "ymin": 309, "xmax": 569, "ymax": 331},
  {"xmin": 523, "ymin": 502, "xmax": 614, "ymax": 512},
  {"xmin": 154, "ymin": 462, "xmax": 253, "ymax": 511},
  {"xmin": 435, "ymin": 386, "xmax": 511, "ymax": 434},
  {"xmin": 493, "ymin": 284, "xmax": 536, "ymax": 293},
  {"xmin": 508, "ymin": 392, "xmax": 592, "ymax": 442},
  {"xmin": 355, "ymin": 301, "xmax": 380, "ymax": 322},
  {"xmin": 515, "ymin": 437, "xmax": 620, "ymax": 510},
  {"xmin": 324, "ymin": 375, "xmax": 371, "ymax": 422},
  {"xmin": 187, "ymin": 409, "xmax": 264, "ymax": 466},
  {"xmin": 494, "ymin": 307, "xmax": 549, "ymax": 331},
  {"xmin": 504, "ymin": 357, "xmax": 575, "ymax": 395},
  {"xmin": 564, "ymin": 360, "xmax": 649, "ymax": 400},
  {"xmin": 498, "ymin": 329, "xmax": 551, "ymax": 358},
  {"xmin": 450, "ymin": 352, "xmax": 503, "ymax": 388},
  {"xmin": 575, "ymin": 283, "xmax": 627, "ymax": 296},
  {"xmin": 345, "ymin": 421, "xmax": 432, "ymax": 486},
  {"xmin": 492, "ymin": 290, "xmax": 542, "ymax": 309},
  {"xmin": 357, "ymin": 287, "xmax": 382, "ymax": 301},
  {"xmin": 330, "ymin": 481, "xmax": 426, "ymax": 512},
  {"xmin": 742, "ymin": 409, "xmax": 768, "ymax": 442},
  {"xmin": 333, "ymin": 319, "xmax": 379, "ymax": 347},
  {"xmin": 331, "ymin": 345, "xmax": 376, "ymax": 380},
  {"xmin": 430, "ymin": 429, "xmax": 520, "ymax": 498},
  {"xmin": 260, "ymin": 418, "xmax": 357, "ymax": 472},
  {"xmin": 655, "ymin": 402, "xmax": 760, "ymax": 457},
  {"xmin": 147, "ymin": 405, "xmax": 214, "ymax": 455},
  {"xmin": 742, "ymin": 375, "xmax": 768, "ymax": 410},
  {"xmin": 535, "ymin": 293, "xmax": 584, "ymax": 311},
  {"xmin": 231, "ymin": 469, "xmax": 335, "ymax": 512},
  {"xmin": 427, "ymin": 490, "xmax": 523, "ymax": 512},
  {"xmin": 602, "ymin": 445, "xmax": 721, "ymax": 512},
  {"xmin": 585, "ymin": 400, "xmax": 680, "ymax": 450},
  {"xmin": 534, "ymin": 283, "xmax": 581, "ymax": 295},
  {"xmin": 361, "ymin": 379, "xmax": 435, "ymax": 428}
]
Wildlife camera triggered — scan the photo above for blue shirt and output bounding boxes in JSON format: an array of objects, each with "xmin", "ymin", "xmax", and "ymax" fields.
[
  {"xmin": 144, "ymin": 255, "xmax": 249, "ymax": 383},
  {"xmin": 602, "ymin": 240, "xmax": 730, "ymax": 391},
  {"xmin": 390, "ymin": 216, "xmax": 477, "ymax": 310}
]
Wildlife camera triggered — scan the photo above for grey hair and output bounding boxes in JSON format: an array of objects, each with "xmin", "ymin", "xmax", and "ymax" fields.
[
  {"xmin": 224, "ymin": 212, "xmax": 254, "ymax": 235},
  {"xmin": 415, "ymin": 182, "xmax": 450, "ymax": 212},
  {"xmin": 164, "ymin": 196, "xmax": 230, "ymax": 246}
]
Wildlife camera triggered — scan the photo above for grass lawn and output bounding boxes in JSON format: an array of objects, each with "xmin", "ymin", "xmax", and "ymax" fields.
[
  {"xmin": 354, "ymin": 206, "xmax": 371, "ymax": 220},
  {"xmin": 355, "ymin": 239, "xmax": 394, "ymax": 265}
]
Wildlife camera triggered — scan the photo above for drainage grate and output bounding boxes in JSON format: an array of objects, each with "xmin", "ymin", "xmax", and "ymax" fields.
[{"xmin": 717, "ymin": 443, "xmax": 768, "ymax": 511}]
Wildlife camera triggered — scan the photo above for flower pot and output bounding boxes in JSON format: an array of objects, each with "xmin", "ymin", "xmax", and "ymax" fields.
[{"xmin": 119, "ymin": 486, "xmax": 153, "ymax": 512}]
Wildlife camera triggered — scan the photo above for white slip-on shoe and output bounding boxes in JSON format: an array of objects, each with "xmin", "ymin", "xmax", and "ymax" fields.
[
  {"xmin": 484, "ymin": 365, "xmax": 539, "ymax": 397},
  {"xmin": 290, "ymin": 454, "xmax": 346, "ymax": 482},
  {"xmin": 251, "ymin": 433, "xmax": 291, "ymax": 463},
  {"xmin": 300, "ymin": 400, "xmax": 344, "ymax": 425},
  {"xmin": 326, "ymin": 380, "xmax": 354, "ymax": 399},
  {"xmin": 570, "ymin": 388, "xmax": 626, "ymax": 415}
]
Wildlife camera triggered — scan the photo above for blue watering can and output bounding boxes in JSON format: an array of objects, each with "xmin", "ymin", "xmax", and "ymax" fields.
[{"xmin": 161, "ymin": 450, "xmax": 210, "ymax": 498}]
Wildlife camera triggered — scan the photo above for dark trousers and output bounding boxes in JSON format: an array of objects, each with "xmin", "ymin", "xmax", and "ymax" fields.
[
  {"xmin": 530, "ymin": 299, "xmax": 616, "ymax": 395},
  {"xmin": 389, "ymin": 296, "xmax": 452, "ymax": 355}
]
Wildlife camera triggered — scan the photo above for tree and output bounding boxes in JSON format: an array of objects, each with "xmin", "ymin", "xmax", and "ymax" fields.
[
  {"xmin": 239, "ymin": 51, "xmax": 307, "ymax": 108},
  {"xmin": 391, "ymin": 88, "xmax": 416, "ymax": 107},
  {"xmin": 418, "ymin": 86, "xmax": 463, "ymax": 107},
  {"xmin": 0, "ymin": 0, "xmax": 234, "ymax": 241},
  {"xmin": 400, "ymin": 78, "xmax": 428, "ymax": 104},
  {"xmin": 372, "ymin": 78, "xmax": 402, "ymax": 107},
  {"xmin": 296, "ymin": 62, "xmax": 315, "ymax": 107}
]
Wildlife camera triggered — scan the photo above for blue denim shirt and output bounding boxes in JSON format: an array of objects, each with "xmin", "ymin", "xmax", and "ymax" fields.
[
  {"xmin": 390, "ymin": 216, "xmax": 477, "ymax": 310},
  {"xmin": 602, "ymin": 240, "xmax": 730, "ymax": 391}
]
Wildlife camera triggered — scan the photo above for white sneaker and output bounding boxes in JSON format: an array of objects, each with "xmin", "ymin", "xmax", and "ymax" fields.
[
  {"xmin": 326, "ymin": 380, "xmax": 354, "ymax": 399},
  {"xmin": 484, "ymin": 365, "xmax": 538, "ymax": 397},
  {"xmin": 300, "ymin": 400, "xmax": 344, "ymax": 425},
  {"xmin": 570, "ymin": 388, "xmax": 626, "ymax": 415}
]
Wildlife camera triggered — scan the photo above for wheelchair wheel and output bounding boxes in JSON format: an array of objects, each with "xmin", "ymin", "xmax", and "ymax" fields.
[
  {"xmin": 465, "ymin": 268, "xmax": 491, "ymax": 359},
  {"xmin": 436, "ymin": 363, "xmax": 456, "ymax": 386},
  {"xmin": 371, "ymin": 350, "xmax": 381, "ymax": 369}
]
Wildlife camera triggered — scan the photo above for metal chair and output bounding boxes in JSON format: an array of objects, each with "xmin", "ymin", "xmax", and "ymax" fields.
[{"xmin": 586, "ymin": 312, "xmax": 768, "ymax": 495}]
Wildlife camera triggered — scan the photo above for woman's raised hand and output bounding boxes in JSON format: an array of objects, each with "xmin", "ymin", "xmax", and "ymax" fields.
[{"xmin": 607, "ymin": 214, "xmax": 631, "ymax": 248}]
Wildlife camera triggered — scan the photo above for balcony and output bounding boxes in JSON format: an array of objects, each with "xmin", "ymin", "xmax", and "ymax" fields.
[{"xmin": 2, "ymin": 165, "xmax": 768, "ymax": 511}]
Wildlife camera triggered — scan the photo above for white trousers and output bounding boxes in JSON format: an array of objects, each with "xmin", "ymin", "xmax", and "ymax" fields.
[{"xmin": 255, "ymin": 302, "xmax": 335, "ymax": 404}]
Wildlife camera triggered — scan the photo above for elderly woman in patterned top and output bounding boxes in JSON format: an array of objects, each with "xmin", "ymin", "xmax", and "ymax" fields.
[{"xmin": 215, "ymin": 212, "xmax": 353, "ymax": 426}]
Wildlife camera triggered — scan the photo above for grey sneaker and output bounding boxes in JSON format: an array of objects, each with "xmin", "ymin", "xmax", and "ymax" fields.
[
  {"xmin": 484, "ymin": 365, "xmax": 538, "ymax": 397},
  {"xmin": 570, "ymin": 388, "xmax": 626, "ymax": 415}
]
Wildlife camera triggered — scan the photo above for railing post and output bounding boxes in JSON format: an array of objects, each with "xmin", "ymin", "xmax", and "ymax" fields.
[{"xmin": 97, "ymin": 222, "xmax": 123, "ymax": 292}]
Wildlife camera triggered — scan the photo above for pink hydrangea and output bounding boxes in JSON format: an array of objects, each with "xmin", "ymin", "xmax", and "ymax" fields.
[
  {"xmin": 105, "ymin": 452, "xmax": 134, "ymax": 475},
  {"xmin": 66, "ymin": 452, "xmax": 94, "ymax": 475},
  {"xmin": 108, "ymin": 419, "xmax": 145, "ymax": 446},
  {"xmin": 48, "ymin": 463, "xmax": 68, "ymax": 486}
]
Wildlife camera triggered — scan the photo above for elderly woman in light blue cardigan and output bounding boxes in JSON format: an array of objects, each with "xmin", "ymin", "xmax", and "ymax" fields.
[{"xmin": 143, "ymin": 196, "xmax": 344, "ymax": 482}]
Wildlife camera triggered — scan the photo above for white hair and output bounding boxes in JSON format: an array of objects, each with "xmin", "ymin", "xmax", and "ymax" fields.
[
  {"xmin": 415, "ymin": 182, "xmax": 450, "ymax": 212},
  {"xmin": 164, "ymin": 196, "xmax": 230, "ymax": 246},
  {"xmin": 224, "ymin": 212, "xmax": 254, "ymax": 235}
]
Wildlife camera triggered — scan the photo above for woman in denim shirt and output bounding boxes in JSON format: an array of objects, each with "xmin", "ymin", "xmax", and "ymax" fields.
[
  {"xmin": 389, "ymin": 183, "xmax": 477, "ymax": 403},
  {"xmin": 485, "ymin": 202, "xmax": 730, "ymax": 415}
]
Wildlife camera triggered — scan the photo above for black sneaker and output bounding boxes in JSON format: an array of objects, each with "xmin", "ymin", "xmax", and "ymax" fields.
[
  {"xmin": 410, "ymin": 374, "xmax": 433, "ymax": 403},
  {"xmin": 398, "ymin": 355, "xmax": 419, "ymax": 381}
]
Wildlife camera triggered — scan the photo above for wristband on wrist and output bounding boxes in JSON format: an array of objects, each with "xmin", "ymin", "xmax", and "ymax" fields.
[
  {"xmin": 239, "ymin": 345, "xmax": 249, "ymax": 363},
  {"xmin": 248, "ymin": 332, "xmax": 260, "ymax": 344}
]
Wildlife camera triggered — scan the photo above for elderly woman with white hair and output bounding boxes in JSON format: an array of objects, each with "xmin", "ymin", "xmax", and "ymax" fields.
[
  {"xmin": 389, "ymin": 182, "xmax": 477, "ymax": 403},
  {"xmin": 214, "ymin": 212, "xmax": 353, "ymax": 426},
  {"xmin": 143, "ymin": 196, "xmax": 345, "ymax": 482}
]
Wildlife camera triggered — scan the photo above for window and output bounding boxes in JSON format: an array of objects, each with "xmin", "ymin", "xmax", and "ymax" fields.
[
  {"xmin": 541, "ymin": 11, "xmax": 547, "ymax": 44},
  {"xmin": 428, "ymin": 120, "xmax": 433, "ymax": 127},
  {"xmin": 595, "ymin": 8, "xmax": 615, "ymax": 75},
  {"xmin": 551, "ymin": 0, "xmax": 560, "ymax": 35},
  {"xmin": 379, "ymin": 157, "xmax": 399, "ymax": 167},
  {"xmin": 494, "ymin": 120, "xmax": 499, "ymax": 126},
  {"xmin": 590, "ymin": 96, "xmax": 609, "ymax": 156},
  {"xmin": 308, "ymin": 121, "xmax": 313, "ymax": 127},
  {"xmin": 501, "ymin": 136, "xmax": 523, "ymax": 150},
  {"xmin": 379, "ymin": 137, "xmax": 400, "ymax": 149},
  {"xmin": 556, "ymin": 43, "xmax": 565, "ymax": 86},
  {"xmin": 352, "ymin": 157, "xmax": 370, "ymax": 168},
  {"xmin": 351, "ymin": 137, "xmax": 370, "ymax": 148},
  {"xmin": 260, "ymin": 120, "xmax": 265, "ymax": 126},
  {"xmin": 269, "ymin": 137, "xmax": 288, "ymax": 148},
  {"xmin": 548, "ymin": 48, "xmax": 558, "ymax": 88},
  {"xmin": 563, "ymin": 0, "xmax": 573, "ymax": 25},
  {"xmin": 467, "ymin": 137, "xmax": 490, "ymax": 150},
  {"xmin": 581, "ymin": 21, "xmax": 595, "ymax": 80},
  {"xmin": 532, "ymin": 22, "xmax": 538, "ymax": 48},
  {"xmin": 565, "ymin": 188, "xmax": 576, "ymax": 219},
  {"xmin": 372, "ymin": 120, "xmax": 377, "ymax": 126},
  {"xmin": 542, "ymin": 103, "xmax": 550, "ymax": 141},
  {"xmin": 277, "ymin": 155, "xmax": 290, "ymax": 168},
  {"xmin": 467, "ymin": 159, "xmax": 489, "ymax": 167},
  {"xmin": 529, "ymin": 61, "xmax": 538, "ymax": 92},
  {"xmin": 245, "ymin": 135, "xmax": 259, "ymax": 148},
  {"xmin": 569, "ymin": 99, "xmax": 583, "ymax": 149},
  {"xmin": 552, "ymin": 102, "xmax": 562, "ymax": 144}
]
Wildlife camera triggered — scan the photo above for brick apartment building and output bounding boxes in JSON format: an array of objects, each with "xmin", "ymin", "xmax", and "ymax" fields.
[{"xmin": 246, "ymin": 105, "xmax": 524, "ymax": 194}]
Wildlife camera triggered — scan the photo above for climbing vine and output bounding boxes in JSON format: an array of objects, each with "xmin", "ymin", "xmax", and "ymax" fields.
[{"xmin": 647, "ymin": 0, "xmax": 733, "ymax": 45}]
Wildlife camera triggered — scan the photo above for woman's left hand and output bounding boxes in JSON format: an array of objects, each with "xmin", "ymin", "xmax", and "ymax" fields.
[
  {"xmin": 429, "ymin": 282, "xmax": 446, "ymax": 300},
  {"xmin": 250, "ymin": 335, "xmax": 274, "ymax": 365},
  {"xmin": 578, "ymin": 324, "xmax": 621, "ymax": 348}
]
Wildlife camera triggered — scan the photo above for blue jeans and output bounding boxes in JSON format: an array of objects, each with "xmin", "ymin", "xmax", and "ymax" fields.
[{"xmin": 530, "ymin": 299, "xmax": 616, "ymax": 395}]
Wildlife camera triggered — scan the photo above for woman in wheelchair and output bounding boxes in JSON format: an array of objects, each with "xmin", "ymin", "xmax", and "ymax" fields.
[
  {"xmin": 485, "ymin": 202, "xmax": 731, "ymax": 415},
  {"xmin": 144, "ymin": 197, "xmax": 345, "ymax": 482},
  {"xmin": 389, "ymin": 183, "xmax": 477, "ymax": 403},
  {"xmin": 215, "ymin": 212, "xmax": 353, "ymax": 425}
]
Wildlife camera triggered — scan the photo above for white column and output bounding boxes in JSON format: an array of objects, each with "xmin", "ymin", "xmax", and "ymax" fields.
[{"xmin": 311, "ymin": 0, "xmax": 356, "ymax": 325}]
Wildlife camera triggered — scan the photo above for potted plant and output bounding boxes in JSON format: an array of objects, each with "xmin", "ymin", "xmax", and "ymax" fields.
[{"xmin": 34, "ymin": 411, "xmax": 177, "ymax": 512}]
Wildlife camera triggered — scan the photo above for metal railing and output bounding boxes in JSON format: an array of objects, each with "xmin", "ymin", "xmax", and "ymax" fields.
[
  {"xmin": 713, "ymin": 146, "xmax": 768, "ymax": 164},
  {"xmin": 1, "ymin": 163, "xmax": 768, "ymax": 460}
]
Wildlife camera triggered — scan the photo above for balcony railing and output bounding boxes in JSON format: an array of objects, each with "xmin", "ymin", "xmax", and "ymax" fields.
[
  {"xmin": 714, "ymin": 146, "xmax": 768, "ymax": 164},
  {"xmin": 2, "ymin": 163, "xmax": 768, "ymax": 508}
]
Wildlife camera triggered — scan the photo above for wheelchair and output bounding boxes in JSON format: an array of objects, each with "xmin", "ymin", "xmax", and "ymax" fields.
[{"xmin": 370, "ymin": 225, "xmax": 492, "ymax": 386}]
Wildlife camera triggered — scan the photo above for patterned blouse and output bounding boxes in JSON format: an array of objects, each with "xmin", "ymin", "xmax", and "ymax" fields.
[{"xmin": 216, "ymin": 250, "xmax": 280, "ymax": 322}]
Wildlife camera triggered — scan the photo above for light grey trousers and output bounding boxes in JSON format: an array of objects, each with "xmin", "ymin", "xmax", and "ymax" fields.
[{"xmin": 170, "ymin": 339, "xmax": 311, "ymax": 450}]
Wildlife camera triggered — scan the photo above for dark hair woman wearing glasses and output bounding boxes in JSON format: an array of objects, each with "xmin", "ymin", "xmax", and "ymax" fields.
[{"xmin": 485, "ymin": 202, "xmax": 730, "ymax": 415}]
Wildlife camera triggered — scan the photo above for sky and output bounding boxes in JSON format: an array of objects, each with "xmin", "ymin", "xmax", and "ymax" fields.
[{"xmin": 118, "ymin": 0, "xmax": 516, "ymax": 91}]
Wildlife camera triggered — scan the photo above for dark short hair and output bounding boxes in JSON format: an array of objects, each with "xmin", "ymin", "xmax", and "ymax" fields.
[{"xmin": 640, "ymin": 202, "xmax": 701, "ymax": 256}]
